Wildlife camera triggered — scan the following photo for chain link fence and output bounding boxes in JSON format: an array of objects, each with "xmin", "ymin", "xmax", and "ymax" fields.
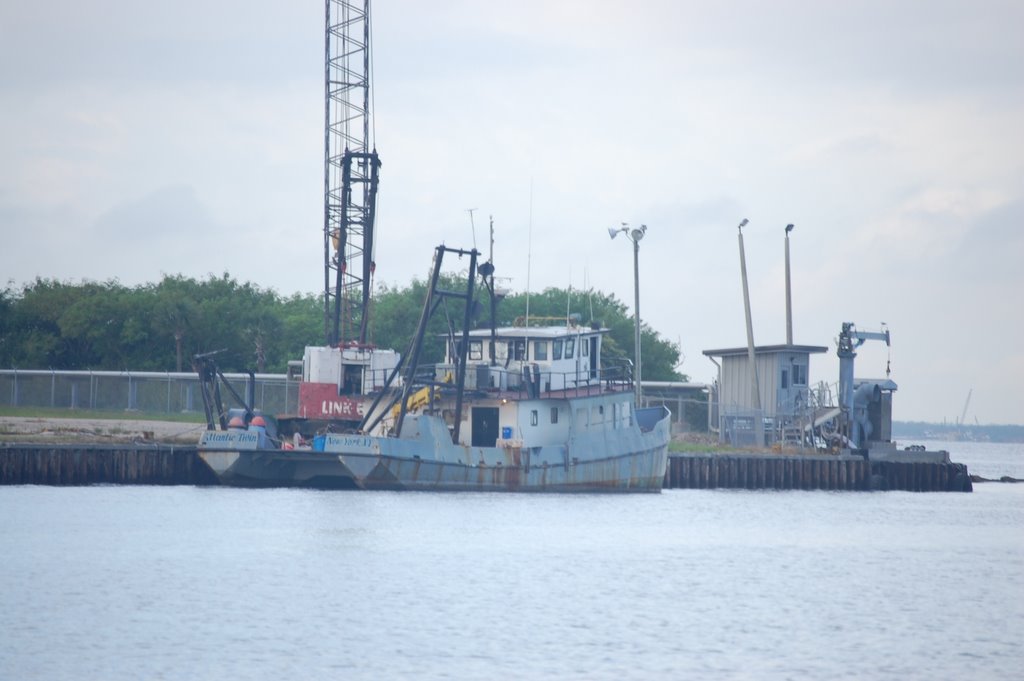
[
  {"xmin": 640, "ymin": 384, "xmax": 710, "ymax": 434},
  {"xmin": 0, "ymin": 370, "xmax": 297, "ymax": 417},
  {"xmin": 2, "ymin": 370, "xmax": 712, "ymax": 436}
]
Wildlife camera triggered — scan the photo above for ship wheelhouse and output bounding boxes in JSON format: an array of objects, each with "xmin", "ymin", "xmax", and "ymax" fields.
[
  {"xmin": 446, "ymin": 323, "xmax": 614, "ymax": 393},
  {"xmin": 429, "ymin": 322, "xmax": 638, "ymax": 451}
]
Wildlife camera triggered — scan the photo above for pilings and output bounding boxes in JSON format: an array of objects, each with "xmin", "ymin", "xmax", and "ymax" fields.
[
  {"xmin": 1, "ymin": 446, "xmax": 972, "ymax": 491},
  {"xmin": 665, "ymin": 454, "xmax": 973, "ymax": 492},
  {"xmin": 0, "ymin": 444, "xmax": 217, "ymax": 486}
]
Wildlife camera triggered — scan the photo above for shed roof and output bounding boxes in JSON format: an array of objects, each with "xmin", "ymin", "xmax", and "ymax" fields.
[{"xmin": 702, "ymin": 343, "xmax": 829, "ymax": 358}]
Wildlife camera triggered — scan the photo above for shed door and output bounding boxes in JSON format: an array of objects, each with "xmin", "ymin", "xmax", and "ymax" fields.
[{"xmin": 778, "ymin": 366, "xmax": 793, "ymax": 414}]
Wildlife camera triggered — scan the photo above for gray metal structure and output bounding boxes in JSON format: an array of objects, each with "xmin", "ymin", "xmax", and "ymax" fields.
[
  {"xmin": 836, "ymin": 322, "xmax": 891, "ymax": 448},
  {"xmin": 703, "ymin": 344, "xmax": 828, "ymax": 446},
  {"xmin": 324, "ymin": 0, "xmax": 381, "ymax": 346}
]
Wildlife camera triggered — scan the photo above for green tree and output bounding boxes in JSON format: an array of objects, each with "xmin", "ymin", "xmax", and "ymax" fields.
[
  {"xmin": 150, "ymin": 275, "xmax": 200, "ymax": 372},
  {"xmin": 273, "ymin": 292, "xmax": 322, "ymax": 370},
  {"xmin": 5, "ymin": 279, "xmax": 80, "ymax": 367},
  {"xmin": 236, "ymin": 284, "xmax": 283, "ymax": 373},
  {"xmin": 56, "ymin": 280, "xmax": 142, "ymax": 369},
  {"xmin": 0, "ymin": 286, "xmax": 14, "ymax": 367},
  {"xmin": 0, "ymin": 273, "xmax": 684, "ymax": 381}
]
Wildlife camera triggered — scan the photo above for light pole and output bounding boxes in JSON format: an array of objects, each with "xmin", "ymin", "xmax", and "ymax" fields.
[
  {"xmin": 784, "ymin": 223, "xmax": 794, "ymax": 345},
  {"xmin": 608, "ymin": 223, "xmax": 647, "ymax": 406},
  {"xmin": 737, "ymin": 218, "xmax": 764, "ymax": 446}
]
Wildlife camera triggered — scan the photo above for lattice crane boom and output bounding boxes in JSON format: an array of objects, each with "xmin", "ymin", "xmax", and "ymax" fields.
[{"xmin": 323, "ymin": 0, "xmax": 381, "ymax": 346}]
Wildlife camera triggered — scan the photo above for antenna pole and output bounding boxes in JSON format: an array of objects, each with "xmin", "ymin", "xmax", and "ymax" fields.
[
  {"xmin": 467, "ymin": 208, "xmax": 477, "ymax": 249},
  {"xmin": 488, "ymin": 216, "xmax": 497, "ymax": 365},
  {"xmin": 785, "ymin": 224, "xmax": 794, "ymax": 345},
  {"xmin": 525, "ymin": 179, "xmax": 533, "ymax": 331}
]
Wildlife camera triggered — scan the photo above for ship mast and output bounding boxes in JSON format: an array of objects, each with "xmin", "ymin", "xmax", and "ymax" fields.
[{"xmin": 323, "ymin": 0, "xmax": 381, "ymax": 346}]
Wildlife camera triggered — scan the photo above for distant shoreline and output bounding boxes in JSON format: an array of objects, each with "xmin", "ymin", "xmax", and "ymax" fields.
[{"xmin": 894, "ymin": 421, "xmax": 1024, "ymax": 444}]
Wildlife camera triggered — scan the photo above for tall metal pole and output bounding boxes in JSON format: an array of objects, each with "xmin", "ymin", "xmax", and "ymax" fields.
[
  {"xmin": 737, "ymin": 218, "xmax": 764, "ymax": 446},
  {"xmin": 785, "ymin": 223, "xmax": 794, "ymax": 345},
  {"xmin": 738, "ymin": 220, "xmax": 760, "ymax": 409},
  {"xmin": 608, "ymin": 223, "xmax": 646, "ymax": 407},
  {"xmin": 632, "ymin": 235, "xmax": 642, "ymax": 407}
]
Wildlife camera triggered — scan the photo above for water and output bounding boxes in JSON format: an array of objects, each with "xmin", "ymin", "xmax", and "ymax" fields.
[
  {"xmin": 2, "ymin": 443, "xmax": 1022, "ymax": 680},
  {"xmin": 899, "ymin": 438, "xmax": 1024, "ymax": 480}
]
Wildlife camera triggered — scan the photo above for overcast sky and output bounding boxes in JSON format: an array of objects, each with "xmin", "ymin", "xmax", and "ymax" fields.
[{"xmin": 2, "ymin": 1, "xmax": 1022, "ymax": 424}]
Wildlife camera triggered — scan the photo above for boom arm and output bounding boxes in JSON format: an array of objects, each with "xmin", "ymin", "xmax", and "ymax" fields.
[
  {"xmin": 837, "ymin": 322, "xmax": 891, "ymax": 449},
  {"xmin": 324, "ymin": 0, "xmax": 380, "ymax": 347},
  {"xmin": 838, "ymin": 322, "xmax": 890, "ymax": 355}
]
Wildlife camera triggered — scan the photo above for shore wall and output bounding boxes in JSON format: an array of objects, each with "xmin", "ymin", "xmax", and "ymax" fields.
[
  {"xmin": 665, "ymin": 454, "xmax": 973, "ymax": 492},
  {"xmin": 0, "ymin": 444, "xmax": 217, "ymax": 486},
  {"xmin": 1, "ymin": 446, "xmax": 972, "ymax": 491}
]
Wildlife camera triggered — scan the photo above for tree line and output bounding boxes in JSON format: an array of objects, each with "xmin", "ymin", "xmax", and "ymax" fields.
[{"xmin": 0, "ymin": 274, "xmax": 685, "ymax": 380}]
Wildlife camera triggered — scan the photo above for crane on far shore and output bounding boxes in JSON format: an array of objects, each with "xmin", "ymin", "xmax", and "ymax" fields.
[{"xmin": 957, "ymin": 388, "xmax": 973, "ymax": 435}]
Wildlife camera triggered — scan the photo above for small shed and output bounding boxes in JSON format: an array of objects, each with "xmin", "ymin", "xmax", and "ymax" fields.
[{"xmin": 703, "ymin": 344, "xmax": 828, "ymax": 445}]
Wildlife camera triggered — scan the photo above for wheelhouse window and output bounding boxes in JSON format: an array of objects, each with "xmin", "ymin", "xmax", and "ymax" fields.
[
  {"xmin": 582, "ymin": 338, "xmax": 589, "ymax": 357},
  {"xmin": 512, "ymin": 340, "xmax": 526, "ymax": 360},
  {"xmin": 469, "ymin": 341, "xmax": 483, "ymax": 361},
  {"xmin": 534, "ymin": 341, "xmax": 548, "ymax": 360},
  {"xmin": 564, "ymin": 338, "xmax": 575, "ymax": 359},
  {"xmin": 792, "ymin": 364, "xmax": 807, "ymax": 385},
  {"xmin": 553, "ymin": 339, "xmax": 563, "ymax": 360}
]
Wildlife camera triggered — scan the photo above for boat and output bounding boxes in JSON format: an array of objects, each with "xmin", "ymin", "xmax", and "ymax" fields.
[{"xmin": 196, "ymin": 245, "xmax": 671, "ymax": 492}]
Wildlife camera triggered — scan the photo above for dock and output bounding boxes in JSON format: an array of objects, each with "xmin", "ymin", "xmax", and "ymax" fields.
[
  {"xmin": 1, "ymin": 445, "xmax": 971, "ymax": 491},
  {"xmin": 665, "ymin": 453, "xmax": 973, "ymax": 492},
  {"xmin": 0, "ymin": 444, "xmax": 215, "ymax": 486}
]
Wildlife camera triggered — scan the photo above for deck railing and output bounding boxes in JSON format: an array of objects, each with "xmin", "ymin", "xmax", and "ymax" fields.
[{"xmin": 411, "ymin": 361, "xmax": 635, "ymax": 402}]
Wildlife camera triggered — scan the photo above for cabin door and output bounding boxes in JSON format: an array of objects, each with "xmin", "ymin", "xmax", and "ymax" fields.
[{"xmin": 471, "ymin": 407, "xmax": 500, "ymax": 447}]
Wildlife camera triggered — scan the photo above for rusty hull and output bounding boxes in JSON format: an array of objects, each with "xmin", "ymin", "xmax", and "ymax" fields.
[{"xmin": 327, "ymin": 408, "xmax": 671, "ymax": 493}]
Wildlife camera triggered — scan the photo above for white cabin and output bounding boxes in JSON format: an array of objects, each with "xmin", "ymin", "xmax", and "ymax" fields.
[
  {"xmin": 447, "ymin": 324, "xmax": 612, "ymax": 393},
  {"xmin": 302, "ymin": 345, "xmax": 400, "ymax": 395}
]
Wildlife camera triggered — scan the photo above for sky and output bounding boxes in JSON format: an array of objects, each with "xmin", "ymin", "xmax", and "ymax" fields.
[{"xmin": 1, "ymin": 1, "xmax": 1022, "ymax": 424}]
